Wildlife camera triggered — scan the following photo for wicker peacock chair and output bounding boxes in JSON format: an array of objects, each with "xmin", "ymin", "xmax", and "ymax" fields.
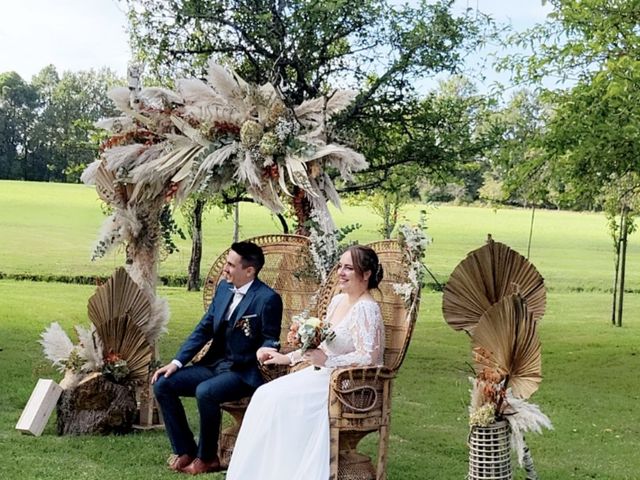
[
  {"xmin": 316, "ymin": 239, "xmax": 421, "ymax": 480},
  {"xmin": 200, "ymin": 233, "xmax": 321, "ymax": 467}
]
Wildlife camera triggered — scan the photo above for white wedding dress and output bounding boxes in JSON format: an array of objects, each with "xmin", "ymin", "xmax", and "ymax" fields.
[{"xmin": 226, "ymin": 294, "xmax": 384, "ymax": 480}]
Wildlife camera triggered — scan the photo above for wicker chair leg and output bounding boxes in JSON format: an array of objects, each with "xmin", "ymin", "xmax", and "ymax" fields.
[
  {"xmin": 376, "ymin": 425, "xmax": 390, "ymax": 480},
  {"xmin": 329, "ymin": 426, "xmax": 340, "ymax": 480}
]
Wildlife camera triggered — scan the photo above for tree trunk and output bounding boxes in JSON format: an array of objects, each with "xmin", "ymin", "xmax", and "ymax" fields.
[
  {"xmin": 276, "ymin": 213, "xmax": 289, "ymax": 233},
  {"xmin": 383, "ymin": 200, "xmax": 392, "ymax": 239},
  {"xmin": 616, "ymin": 209, "xmax": 629, "ymax": 327},
  {"xmin": 527, "ymin": 205, "xmax": 536, "ymax": 260},
  {"xmin": 233, "ymin": 202, "xmax": 240, "ymax": 242},
  {"xmin": 611, "ymin": 211, "xmax": 622, "ymax": 326},
  {"xmin": 187, "ymin": 198, "xmax": 205, "ymax": 291}
]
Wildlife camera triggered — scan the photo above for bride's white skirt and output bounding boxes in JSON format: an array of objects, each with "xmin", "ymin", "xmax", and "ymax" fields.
[{"xmin": 226, "ymin": 366, "xmax": 331, "ymax": 480}]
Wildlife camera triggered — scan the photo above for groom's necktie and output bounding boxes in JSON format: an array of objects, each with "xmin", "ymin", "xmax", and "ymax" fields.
[{"xmin": 226, "ymin": 287, "xmax": 245, "ymax": 320}]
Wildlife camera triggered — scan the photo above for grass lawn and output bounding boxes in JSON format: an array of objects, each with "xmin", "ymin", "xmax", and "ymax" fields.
[
  {"xmin": 1, "ymin": 180, "xmax": 640, "ymax": 479},
  {"xmin": 0, "ymin": 281, "xmax": 639, "ymax": 479}
]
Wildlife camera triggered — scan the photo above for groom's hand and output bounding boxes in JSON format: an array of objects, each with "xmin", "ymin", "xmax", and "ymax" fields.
[
  {"xmin": 151, "ymin": 363, "xmax": 178, "ymax": 384},
  {"xmin": 256, "ymin": 347, "xmax": 277, "ymax": 364}
]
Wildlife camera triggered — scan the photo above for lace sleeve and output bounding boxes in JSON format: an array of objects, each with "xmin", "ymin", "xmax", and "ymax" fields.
[{"xmin": 324, "ymin": 301, "xmax": 384, "ymax": 368}]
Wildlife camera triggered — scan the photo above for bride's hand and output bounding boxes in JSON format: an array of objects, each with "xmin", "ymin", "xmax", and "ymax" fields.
[
  {"xmin": 303, "ymin": 348, "xmax": 327, "ymax": 367},
  {"xmin": 262, "ymin": 351, "xmax": 291, "ymax": 365}
]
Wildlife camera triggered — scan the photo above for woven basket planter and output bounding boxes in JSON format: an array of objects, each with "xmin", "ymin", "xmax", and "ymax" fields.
[{"xmin": 468, "ymin": 420, "xmax": 512, "ymax": 480}]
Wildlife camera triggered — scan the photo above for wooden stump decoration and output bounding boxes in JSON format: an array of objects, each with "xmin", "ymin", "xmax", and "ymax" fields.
[{"xmin": 56, "ymin": 373, "xmax": 137, "ymax": 435}]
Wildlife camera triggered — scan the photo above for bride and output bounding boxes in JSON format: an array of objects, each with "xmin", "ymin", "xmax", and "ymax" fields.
[{"xmin": 225, "ymin": 245, "xmax": 385, "ymax": 480}]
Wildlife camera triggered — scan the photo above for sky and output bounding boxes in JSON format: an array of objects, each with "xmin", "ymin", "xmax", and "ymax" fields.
[
  {"xmin": 1, "ymin": 0, "xmax": 131, "ymax": 80},
  {"xmin": 0, "ymin": 0, "xmax": 552, "ymax": 87}
]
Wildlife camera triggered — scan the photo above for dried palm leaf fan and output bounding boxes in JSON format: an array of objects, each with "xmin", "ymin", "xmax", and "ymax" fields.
[
  {"xmin": 88, "ymin": 267, "xmax": 153, "ymax": 342},
  {"xmin": 93, "ymin": 314, "xmax": 153, "ymax": 381},
  {"xmin": 94, "ymin": 162, "xmax": 118, "ymax": 204},
  {"xmin": 473, "ymin": 293, "xmax": 542, "ymax": 399},
  {"xmin": 88, "ymin": 268, "xmax": 154, "ymax": 381},
  {"xmin": 442, "ymin": 236, "xmax": 546, "ymax": 333},
  {"xmin": 94, "ymin": 163, "xmax": 136, "ymax": 206}
]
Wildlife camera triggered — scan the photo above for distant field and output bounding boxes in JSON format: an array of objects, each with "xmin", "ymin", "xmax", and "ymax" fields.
[{"xmin": 1, "ymin": 180, "xmax": 638, "ymax": 292}]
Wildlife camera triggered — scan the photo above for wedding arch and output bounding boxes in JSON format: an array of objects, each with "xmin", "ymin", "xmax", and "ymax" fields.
[{"xmin": 76, "ymin": 61, "xmax": 368, "ymax": 425}]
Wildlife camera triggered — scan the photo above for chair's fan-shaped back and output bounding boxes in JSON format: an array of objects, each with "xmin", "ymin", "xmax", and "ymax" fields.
[
  {"xmin": 472, "ymin": 293, "xmax": 542, "ymax": 399},
  {"xmin": 203, "ymin": 234, "xmax": 321, "ymax": 347},
  {"xmin": 316, "ymin": 240, "xmax": 419, "ymax": 372},
  {"xmin": 442, "ymin": 238, "xmax": 546, "ymax": 333}
]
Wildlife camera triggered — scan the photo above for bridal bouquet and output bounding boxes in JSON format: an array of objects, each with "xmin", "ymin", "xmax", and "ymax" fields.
[{"xmin": 287, "ymin": 311, "xmax": 335, "ymax": 353}]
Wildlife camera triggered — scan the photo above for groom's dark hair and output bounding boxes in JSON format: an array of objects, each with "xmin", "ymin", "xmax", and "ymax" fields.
[{"xmin": 231, "ymin": 241, "xmax": 266, "ymax": 275}]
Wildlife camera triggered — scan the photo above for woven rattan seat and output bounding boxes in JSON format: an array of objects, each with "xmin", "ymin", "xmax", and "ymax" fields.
[{"xmin": 198, "ymin": 236, "xmax": 419, "ymax": 478}]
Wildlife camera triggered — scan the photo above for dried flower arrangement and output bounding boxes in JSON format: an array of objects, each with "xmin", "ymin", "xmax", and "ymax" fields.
[
  {"xmin": 443, "ymin": 238, "xmax": 552, "ymax": 472},
  {"xmin": 81, "ymin": 60, "xmax": 368, "ymax": 277},
  {"xmin": 392, "ymin": 219, "xmax": 430, "ymax": 308},
  {"xmin": 40, "ymin": 268, "xmax": 162, "ymax": 388}
]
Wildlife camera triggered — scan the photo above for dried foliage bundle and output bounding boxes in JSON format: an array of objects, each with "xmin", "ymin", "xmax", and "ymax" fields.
[
  {"xmin": 41, "ymin": 268, "xmax": 154, "ymax": 386},
  {"xmin": 442, "ymin": 238, "xmax": 552, "ymax": 469},
  {"xmin": 472, "ymin": 294, "xmax": 542, "ymax": 400},
  {"xmin": 442, "ymin": 238, "xmax": 546, "ymax": 333},
  {"xmin": 81, "ymin": 60, "xmax": 368, "ymax": 268}
]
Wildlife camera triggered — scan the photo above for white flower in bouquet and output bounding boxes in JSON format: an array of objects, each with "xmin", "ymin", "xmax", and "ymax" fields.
[{"xmin": 288, "ymin": 312, "xmax": 335, "ymax": 353}]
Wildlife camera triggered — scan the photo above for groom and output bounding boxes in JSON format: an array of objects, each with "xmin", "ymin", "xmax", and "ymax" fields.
[{"xmin": 152, "ymin": 241, "xmax": 283, "ymax": 474}]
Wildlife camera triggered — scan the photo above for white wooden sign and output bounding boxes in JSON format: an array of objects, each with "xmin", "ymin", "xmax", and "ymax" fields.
[{"xmin": 16, "ymin": 379, "xmax": 63, "ymax": 436}]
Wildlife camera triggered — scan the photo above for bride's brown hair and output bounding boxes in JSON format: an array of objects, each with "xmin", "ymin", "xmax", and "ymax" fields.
[{"xmin": 346, "ymin": 245, "xmax": 384, "ymax": 289}]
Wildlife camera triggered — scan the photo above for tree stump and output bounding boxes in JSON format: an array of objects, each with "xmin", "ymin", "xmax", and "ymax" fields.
[{"xmin": 56, "ymin": 373, "xmax": 137, "ymax": 435}]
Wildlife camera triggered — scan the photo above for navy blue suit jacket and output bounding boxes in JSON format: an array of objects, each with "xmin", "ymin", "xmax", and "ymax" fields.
[{"xmin": 174, "ymin": 278, "xmax": 283, "ymax": 387}]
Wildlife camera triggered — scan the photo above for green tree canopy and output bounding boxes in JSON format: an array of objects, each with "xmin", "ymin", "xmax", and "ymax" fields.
[
  {"xmin": 502, "ymin": 0, "xmax": 640, "ymax": 326},
  {"xmin": 0, "ymin": 72, "xmax": 38, "ymax": 179},
  {"xmin": 0, "ymin": 67, "xmax": 123, "ymax": 182},
  {"xmin": 505, "ymin": 0, "xmax": 640, "ymax": 210},
  {"xmin": 124, "ymin": 0, "xmax": 494, "ymax": 192}
]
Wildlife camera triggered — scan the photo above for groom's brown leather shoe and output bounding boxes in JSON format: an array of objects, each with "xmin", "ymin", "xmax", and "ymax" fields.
[
  {"xmin": 182, "ymin": 457, "xmax": 223, "ymax": 475},
  {"xmin": 168, "ymin": 454, "xmax": 195, "ymax": 472}
]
